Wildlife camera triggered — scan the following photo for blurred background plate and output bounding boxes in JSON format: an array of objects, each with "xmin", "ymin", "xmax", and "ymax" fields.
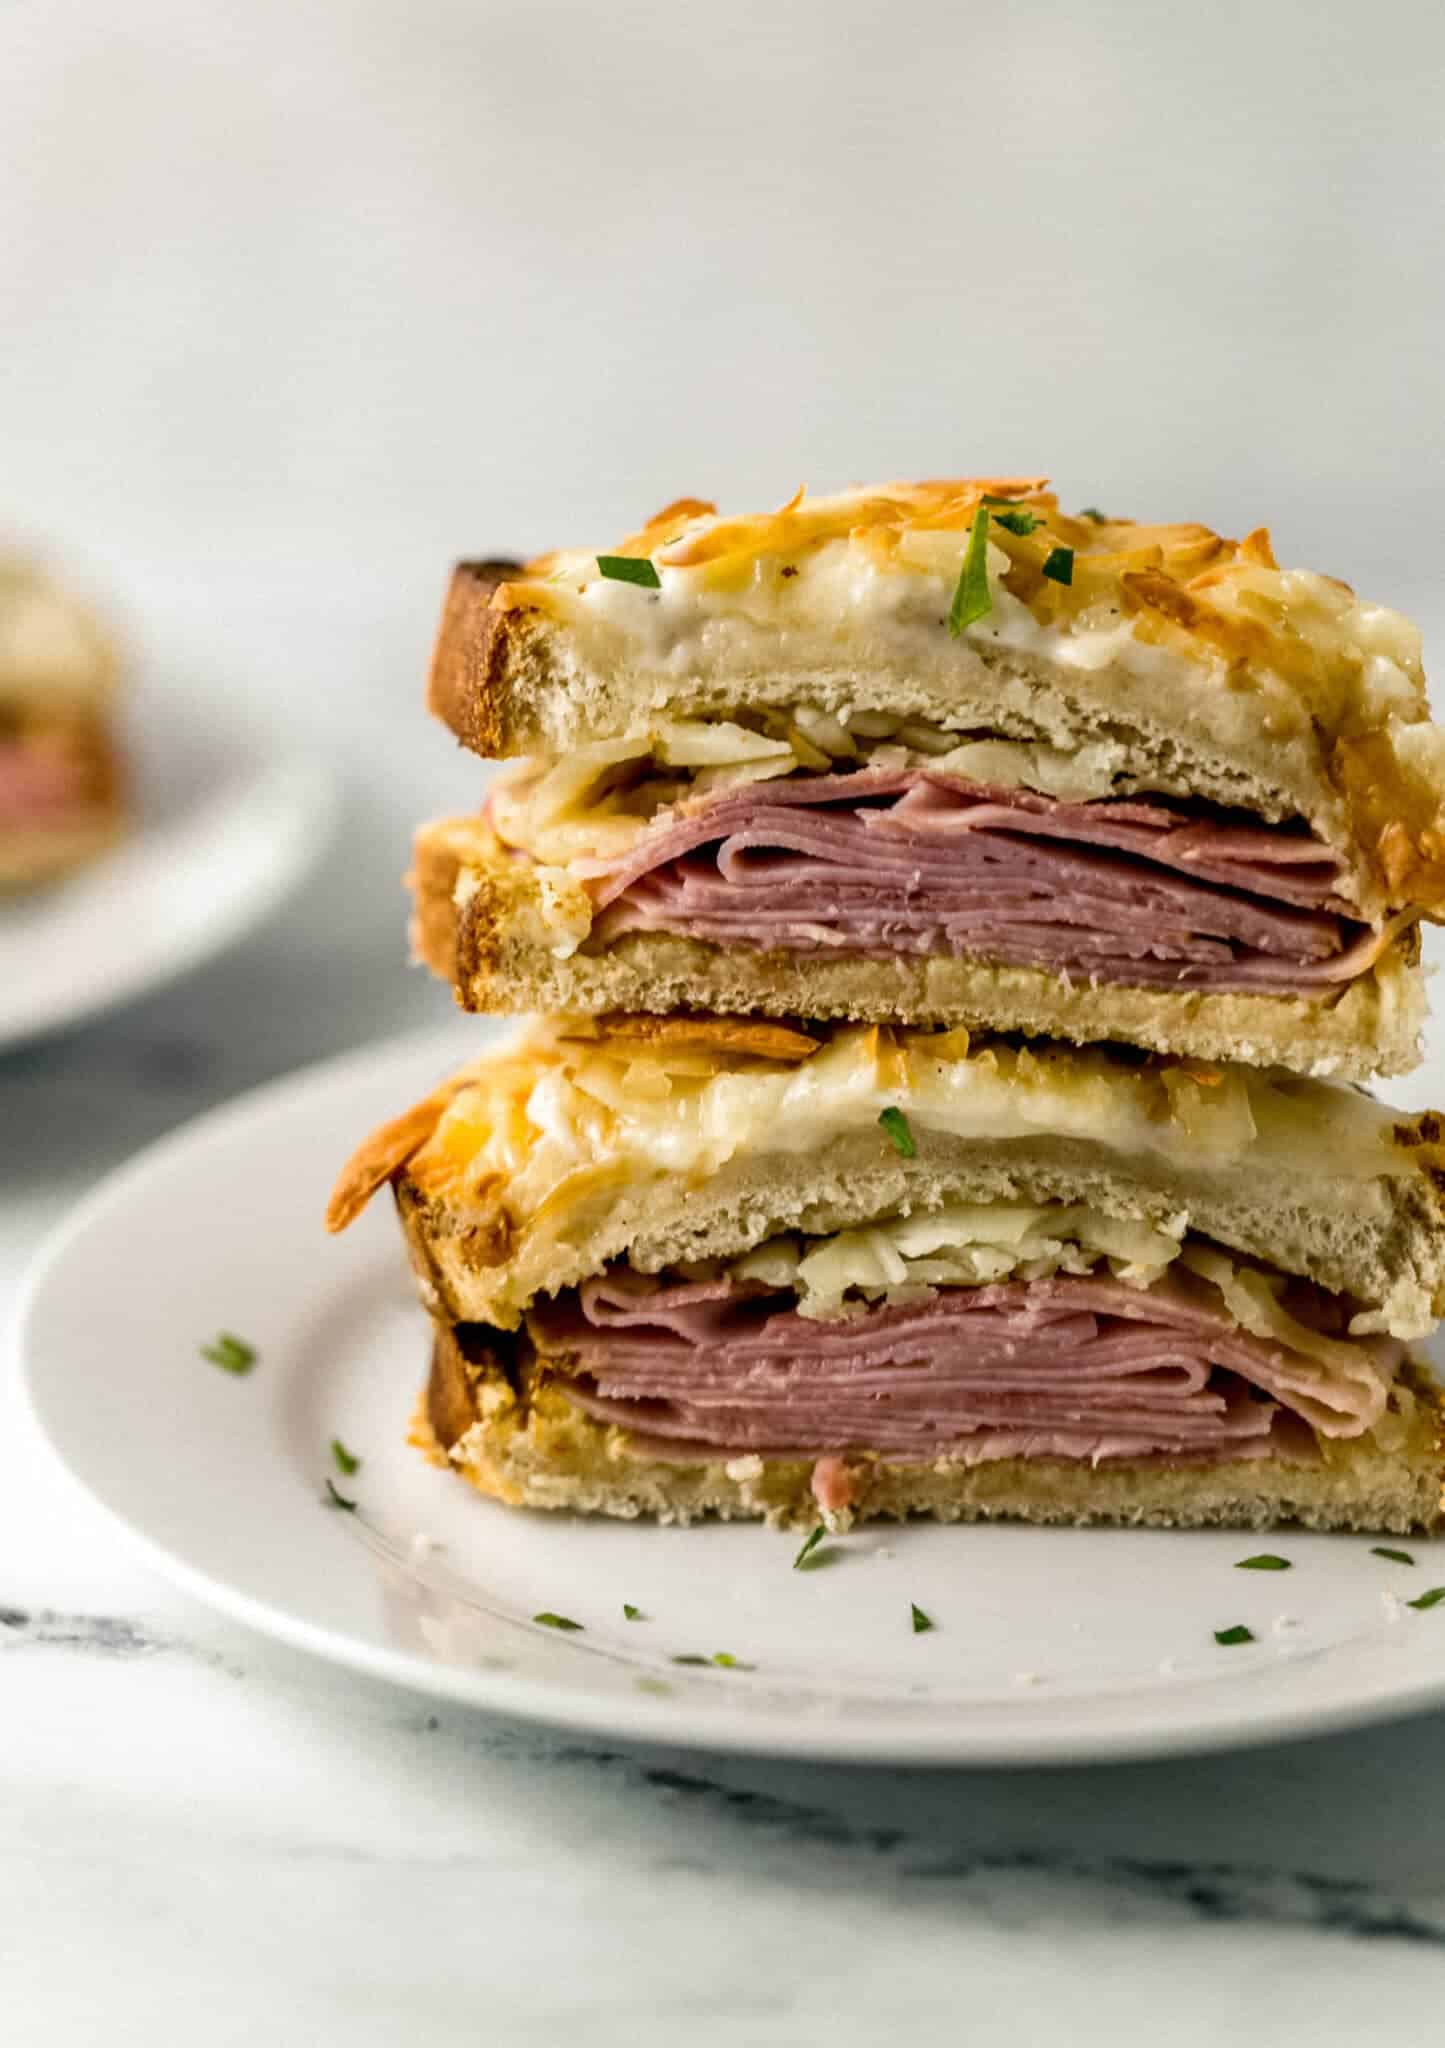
[{"xmin": 0, "ymin": 682, "xmax": 334, "ymax": 1051}]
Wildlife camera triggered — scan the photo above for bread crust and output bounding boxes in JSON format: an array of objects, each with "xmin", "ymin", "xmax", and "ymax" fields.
[
  {"xmin": 423, "ymin": 1325, "xmax": 1445, "ymax": 1534},
  {"xmin": 410, "ymin": 816, "xmax": 1425, "ymax": 1081},
  {"xmin": 425, "ymin": 560, "xmax": 526, "ymax": 760}
]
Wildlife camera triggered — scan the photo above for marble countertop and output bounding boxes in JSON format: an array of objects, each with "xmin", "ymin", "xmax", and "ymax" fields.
[{"xmin": 7, "ymin": 723, "xmax": 1445, "ymax": 2045}]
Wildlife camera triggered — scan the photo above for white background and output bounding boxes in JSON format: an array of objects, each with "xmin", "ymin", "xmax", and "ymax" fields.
[
  {"xmin": 6, "ymin": 5, "xmax": 1445, "ymax": 2038},
  {"xmin": 5, "ymin": 0, "xmax": 1444, "ymax": 682}
]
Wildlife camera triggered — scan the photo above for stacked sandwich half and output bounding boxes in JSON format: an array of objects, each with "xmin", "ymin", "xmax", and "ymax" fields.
[{"xmin": 331, "ymin": 479, "xmax": 1445, "ymax": 1532}]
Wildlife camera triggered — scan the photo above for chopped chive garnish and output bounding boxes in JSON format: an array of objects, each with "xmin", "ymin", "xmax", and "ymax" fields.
[
  {"xmin": 793, "ymin": 1525, "xmax": 827, "ymax": 1571},
  {"xmin": 1078, "ymin": 506, "xmax": 1107, "ymax": 522},
  {"xmin": 1407, "ymin": 1587, "xmax": 1445, "ymax": 1611},
  {"xmin": 1042, "ymin": 546, "xmax": 1074, "ymax": 586},
  {"xmin": 947, "ymin": 504, "xmax": 992, "ymax": 636},
  {"xmin": 330, "ymin": 1438, "xmax": 360, "ymax": 1476},
  {"xmin": 597, "ymin": 554, "xmax": 661, "ymax": 589},
  {"xmin": 878, "ymin": 1106, "xmax": 917, "ymax": 1158},
  {"xmin": 1235, "ymin": 1554, "xmax": 1291, "ymax": 1571},
  {"xmin": 991, "ymin": 508, "xmax": 1041, "ymax": 537},
  {"xmin": 1372, "ymin": 1546, "xmax": 1416, "ymax": 1565},
  {"xmin": 324, "ymin": 1479, "xmax": 357, "ymax": 1513},
  {"xmin": 534, "ymin": 1611, "xmax": 583, "ymax": 1631},
  {"xmin": 671, "ymin": 1653, "xmax": 710, "ymax": 1666},
  {"xmin": 910, "ymin": 1603, "xmax": 935, "ymax": 1634},
  {"xmin": 1213, "ymin": 1624, "xmax": 1255, "ymax": 1646},
  {"xmin": 710, "ymin": 1652, "xmax": 753, "ymax": 1669},
  {"xmin": 201, "ymin": 1332, "xmax": 256, "ymax": 1375},
  {"xmin": 622, "ymin": 1603, "xmax": 644, "ymax": 1621}
]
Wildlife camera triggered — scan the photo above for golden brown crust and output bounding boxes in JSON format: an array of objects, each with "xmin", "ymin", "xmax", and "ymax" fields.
[
  {"xmin": 324, "ymin": 1079, "xmax": 470, "ymax": 1234},
  {"xmin": 557, "ymin": 1012, "xmax": 821, "ymax": 1063},
  {"xmin": 424, "ymin": 1325, "xmax": 1445, "ymax": 1534},
  {"xmin": 408, "ymin": 816, "xmax": 1425, "ymax": 1082},
  {"xmin": 425, "ymin": 559, "xmax": 525, "ymax": 760}
]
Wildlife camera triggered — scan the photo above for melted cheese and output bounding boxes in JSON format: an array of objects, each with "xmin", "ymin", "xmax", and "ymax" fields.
[
  {"xmin": 407, "ymin": 1019, "xmax": 1407, "ymax": 1247},
  {"xmin": 492, "ymin": 480, "xmax": 1424, "ymax": 719}
]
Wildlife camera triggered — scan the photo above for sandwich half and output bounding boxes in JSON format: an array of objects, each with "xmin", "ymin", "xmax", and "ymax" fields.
[
  {"xmin": 328, "ymin": 1015, "xmax": 1445, "ymax": 1532},
  {"xmin": 412, "ymin": 481, "xmax": 1445, "ymax": 1079},
  {"xmin": 0, "ymin": 554, "xmax": 124, "ymax": 886}
]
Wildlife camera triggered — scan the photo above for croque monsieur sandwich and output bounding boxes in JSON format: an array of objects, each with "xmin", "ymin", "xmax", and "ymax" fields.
[
  {"xmin": 412, "ymin": 480, "xmax": 1445, "ymax": 1080},
  {"xmin": 328, "ymin": 1016, "xmax": 1445, "ymax": 1532},
  {"xmin": 0, "ymin": 553, "xmax": 124, "ymax": 886}
]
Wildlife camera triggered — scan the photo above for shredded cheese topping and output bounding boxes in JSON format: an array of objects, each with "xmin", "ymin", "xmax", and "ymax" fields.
[{"xmin": 492, "ymin": 480, "xmax": 1424, "ymax": 726}]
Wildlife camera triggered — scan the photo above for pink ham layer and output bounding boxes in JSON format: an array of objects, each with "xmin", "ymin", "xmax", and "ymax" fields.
[
  {"xmin": 0, "ymin": 740, "xmax": 87, "ymax": 824},
  {"xmin": 530, "ymin": 1270, "xmax": 1401, "ymax": 1471},
  {"xmin": 569, "ymin": 769, "xmax": 1380, "ymax": 995}
]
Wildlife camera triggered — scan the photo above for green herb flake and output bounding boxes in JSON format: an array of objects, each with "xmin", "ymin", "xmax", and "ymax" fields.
[
  {"xmin": 910, "ymin": 1603, "xmax": 935, "ymax": 1634},
  {"xmin": 596, "ymin": 554, "xmax": 661, "ymax": 589},
  {"xmin": 793, "ymin": 1524, "xmax": 827, "ymax": 1571},
  {"xmin": 1235, "ymin": 1554, "xmax": 1291, "ymax": 1572},
  {"xmin": 534, "ymin": 1611, "xmax": 584, "ymax": 1631},
  {"xmin": 947, "ymin": 504, "xmax": 992, "ymax": 636},
  {"xmin": 634, "ymin": 1676, "xmax": 671, "ymax": 1696},
  {"xmin": 1078, "ymin": 506, "xmax": 1107, "ymax": 522},
  {"xmin": 330, "ymin": 1438, "xmax": 361, "ymax": 1477},
  {"xmin": 710, "ymin": 1652, "xmax": 754, "ymax": 1670},
  {"xmin": 1407, "ymin": 1587, "xmax": 1445, "ymax": 1611},
  {"xmin": 1213, "ymin": 1624, "xmax": 1255, "ymax": 1646},
  {"xmin": 200, "ymin": 1332, "xmax": 257, "ymax": 1375},
  {"xmin": 324, "ymin": 1479, "xmax": 357, "ymax": 1513},
  {"xmin": 878, "ymin": 1106, "xmax": 917, "ymax": 1158},
  {"xmin": 1372, "ymin": 1546, "xmax": 1416, "ymax": 1565},
  {"xmin": 671, "ymin": 1653, "xmax": 710, "ymax": 1666},
  {"xmin": 622, "ymin": 1603, "xmax": 644, "ymax": 1621},
  {"xmin": 991, "ymin": 508, "xmax": 1041, "ymax": 537},
  {"xmin": 1042, "ymin": 546, "xmax": 1074, "ymax": 587}
]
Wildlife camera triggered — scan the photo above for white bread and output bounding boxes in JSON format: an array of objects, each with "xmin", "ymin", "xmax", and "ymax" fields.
[
  {"xmin": 410, "ymin": 813, "xmax": 1426, "ymax": 1081},
  {"xmin": 328, "ymin": 1015, "xmax": 1445, "ymax": 1335},
  {"xmin": 422, "ymin": 1326, "xmax": 1445, "ymax": 1535}
]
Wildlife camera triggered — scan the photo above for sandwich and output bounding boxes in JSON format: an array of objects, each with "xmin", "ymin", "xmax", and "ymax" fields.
[
  {"xmin": 0, "ymin": 553, "xmax": 124, "ymax": 886},
  {"xmin": 411, "ymin": 481, "xmax": 1445, "ymax": 1080},
  {"xmin": 327, "ymin": 1014, "xmax": 1445, "ymax": 1533}
]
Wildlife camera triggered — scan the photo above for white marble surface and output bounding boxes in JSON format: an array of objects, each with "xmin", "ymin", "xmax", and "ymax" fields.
[{"xmin": 5, "ymin": 714, "xmax": 1445, "ymax": 2044}]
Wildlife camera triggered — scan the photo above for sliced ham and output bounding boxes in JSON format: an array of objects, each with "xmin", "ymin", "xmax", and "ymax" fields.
[
  {"xmin": 0, "ymin": 739, "xmax": 86, "ymax": 823},
  {"xmin": 571, "ymin": 769, "xmax": 1382, "ymax": 996},
  {"xmin": 531, "ymin": 1270, "xmax": 1401, "ymax": 1470}
]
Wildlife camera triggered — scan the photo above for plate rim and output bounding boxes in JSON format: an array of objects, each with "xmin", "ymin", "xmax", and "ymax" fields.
[{"xmin": 16, "ymin": 1023, "xmax": 1445, "ymax": 1768}]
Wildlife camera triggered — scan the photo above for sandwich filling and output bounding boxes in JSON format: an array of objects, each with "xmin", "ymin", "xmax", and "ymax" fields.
[
  {"xmin": 523, "ymin": 1209, "xmax": 1406, "ymax": 1505},
  {"xmin": 0, "ymin": 710, "xmax": 118, "ymax": 839},
  {"xmin": 488, "ymin": 730, "xmax": 1404, "ymax": 997}
]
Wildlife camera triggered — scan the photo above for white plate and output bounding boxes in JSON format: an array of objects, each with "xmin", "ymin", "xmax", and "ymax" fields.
[
  {"xmin": 0, "ymin": 684, "xmax": 334, "ymax": 1049},
  {"xmin": 16, "ymin": 1027, "xmax": 1445, "ymax": 1765}
]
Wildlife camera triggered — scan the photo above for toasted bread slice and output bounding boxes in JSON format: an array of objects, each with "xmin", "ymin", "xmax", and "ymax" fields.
[
  {"xmin": 425, "ymin": 486, "xmax": 1445, "ymax": 921},
  {"xmin": 329, "ymin": 1015, "xmax": 1445, "ymax": 1336},
  {"xmin": 410, "ymin": 812, "xmax": 1426, "ymax": 1081},
  {"xmin": 420, "ymin": 1323, "xmax": 1445, "ymax": 1534}
]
